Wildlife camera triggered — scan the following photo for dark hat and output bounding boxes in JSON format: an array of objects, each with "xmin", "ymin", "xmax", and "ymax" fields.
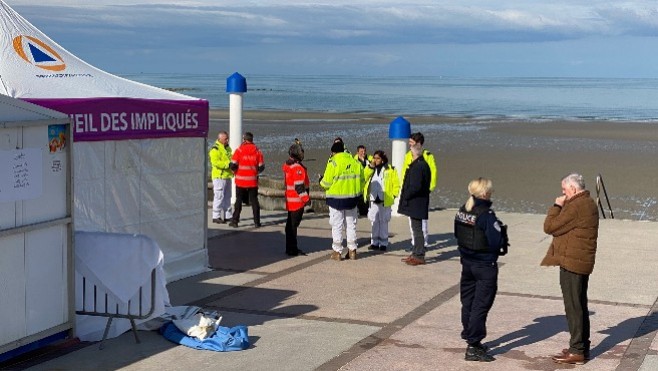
[
  {"xmin": 331, "ymin": 141, "xmax": 344, "ymax": 153},
  {"xmin": 289, "ymin": 143, "xmax": 304, "ymax": 161}
]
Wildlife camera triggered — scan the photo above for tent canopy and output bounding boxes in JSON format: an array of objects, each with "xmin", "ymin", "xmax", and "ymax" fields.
[
  {"xmin": 0, "ymin": 0, "xmax": 208, "ymax": 142},
  {"xmin": 0, "ymin": 0, "xmax": 210, "ymax": 281}
]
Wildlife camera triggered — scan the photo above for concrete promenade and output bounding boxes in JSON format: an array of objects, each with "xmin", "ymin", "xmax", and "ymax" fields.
[{"xmin": 12, "ymin": 207, "xmax": 658, "ymax": 370}]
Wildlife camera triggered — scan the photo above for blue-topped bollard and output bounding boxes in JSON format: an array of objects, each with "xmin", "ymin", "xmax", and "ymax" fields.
[
  {"xmin": 389, "ymin": 116, "xmax": 411, "ymax": 215},
  {"xmin": 227, "ymin": 72, "xmax": 247, "ymax": 205},
  {"xmin": 389, "ymin": 116, "xmax": 411, "ymax": 140},
  {"xmin": 226, "ymin": 72, "xmax": 247, "ymax": 93}
]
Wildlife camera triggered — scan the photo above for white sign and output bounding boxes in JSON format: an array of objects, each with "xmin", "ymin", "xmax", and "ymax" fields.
[{"xmin": 0, "ymin": 148, "xmax": 43, "ymax": 203}]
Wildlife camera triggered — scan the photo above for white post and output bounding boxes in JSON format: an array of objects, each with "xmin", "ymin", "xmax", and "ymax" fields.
[
  {"xmin": 389, "ymin": 116, "xmax": 411, "ymax": 216},
  {"xmin": 226, "ymin": 72, "xmax": 247, "ymax": 205},
  {"xmin": 391, "ymin": 140, "xmax": 407, "ymax": 180},
  {"xmin": 228, "ymin": 93, "xmax": 242, "ymax": 205}
]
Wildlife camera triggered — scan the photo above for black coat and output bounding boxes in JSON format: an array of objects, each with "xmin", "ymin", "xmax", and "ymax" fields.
[{"xmin": 397, "ymin": 156, "xmax": 431, "ymax": 219}]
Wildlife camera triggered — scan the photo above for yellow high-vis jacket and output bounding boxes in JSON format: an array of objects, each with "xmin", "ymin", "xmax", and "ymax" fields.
[
  {"xmin": 401, "ymin": 149, "xmax": 437, "ymax": 192},
  {"xmin": 363, "ymin": 163, "xmax": 400, "ymax": 207},
  {"xmin": 320, "ymin": 152, "xmax": 364, "ymax": 210},
  {"xmin": 209, "ymin": 140, "xmax": 233, "ymax": 180}
]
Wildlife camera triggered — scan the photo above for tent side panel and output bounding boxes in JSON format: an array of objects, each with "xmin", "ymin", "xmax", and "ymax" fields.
[{"xmin": 72, "ymin": 138, "xmax": 207, "ymax": 282}]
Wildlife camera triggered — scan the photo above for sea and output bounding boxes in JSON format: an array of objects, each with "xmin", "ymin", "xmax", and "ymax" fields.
[
  {"xmin": 122, "ymin": 73, "xmax": 658, "ymax": 221},
  {"xmin": 121, "ymin": 74, "xmax": 658, "ymax": 121}
]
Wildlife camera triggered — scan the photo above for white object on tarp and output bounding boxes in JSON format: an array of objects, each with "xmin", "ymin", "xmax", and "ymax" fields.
[
  {"xmin": 74, "ymin": 231, "xmax": 170, "ymax": 342},
  {"xmin": 173, "ymin": 313, "xmax": 222, "ymax": 340}
]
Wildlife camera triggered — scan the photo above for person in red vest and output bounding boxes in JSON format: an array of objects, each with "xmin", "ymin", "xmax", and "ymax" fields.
[
  {"xmin": 229, "ymin": 132, "xmax": 265, "ymax": 228},
  {"xmin": 282, "ymin": 141, "xmax": 310, "ymax": 256}
]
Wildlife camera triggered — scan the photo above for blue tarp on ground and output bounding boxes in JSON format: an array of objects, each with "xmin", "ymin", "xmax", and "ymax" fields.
[{"xmin": 160, "ymin": 322, "xmax": 250, "ymax": 352}]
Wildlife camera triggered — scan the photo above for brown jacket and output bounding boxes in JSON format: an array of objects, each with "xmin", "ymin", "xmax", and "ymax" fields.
[{"xmin": 541, "ymin": 190, "xmax": 599, "ymax": 275}]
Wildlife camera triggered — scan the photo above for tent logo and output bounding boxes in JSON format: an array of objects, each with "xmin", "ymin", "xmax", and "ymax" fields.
[{"xmin": 13, "ymin": 35, "xmax": 66, "ymax": 71}]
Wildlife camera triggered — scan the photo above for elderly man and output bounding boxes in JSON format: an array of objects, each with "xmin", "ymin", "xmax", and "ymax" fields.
[{"xmin": 541, "ymin": 173, "xmax": 599, "ymax": 365}]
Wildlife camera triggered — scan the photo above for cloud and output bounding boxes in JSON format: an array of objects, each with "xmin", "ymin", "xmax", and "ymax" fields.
[
  {"xmin": 11, "ymin": 1, "xmax": 658, "ymax": 47},
  {"xmin": 7, "ymin": 1, "xmax": 658, "ymax": 76}
]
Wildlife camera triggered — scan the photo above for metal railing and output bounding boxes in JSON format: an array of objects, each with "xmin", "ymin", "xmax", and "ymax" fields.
[
  {"xmin": 596, "ymin": 174, "xmax": 614, "ymax": 219},
  {"xmin": 76, "ymin": 269, "xmax": 157, "ymax": 350}
]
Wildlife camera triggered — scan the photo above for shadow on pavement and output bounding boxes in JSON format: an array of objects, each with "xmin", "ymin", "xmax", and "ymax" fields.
[{"xmin": 487, "ymin": 312, "xmax": 656, "ymax": 361}]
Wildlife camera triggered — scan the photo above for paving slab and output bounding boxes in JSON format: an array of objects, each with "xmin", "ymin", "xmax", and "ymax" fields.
[
  {"xmin": 8, "ymin": 207, "xmax": 658, "ymax": 371},
  {"xmin": 343, "ymin": 295, "xmax": 647, "ymax": 371}
]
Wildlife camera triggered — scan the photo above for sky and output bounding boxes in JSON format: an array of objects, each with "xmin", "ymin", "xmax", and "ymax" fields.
[{"xmin": 7, "ymin": 0, "xmax": 658, "ymax": 77}]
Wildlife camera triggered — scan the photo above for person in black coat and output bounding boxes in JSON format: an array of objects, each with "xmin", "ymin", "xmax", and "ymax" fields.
[{"xmin": 398, "ymin": 144, "xmax": 431, "ymax": 266}]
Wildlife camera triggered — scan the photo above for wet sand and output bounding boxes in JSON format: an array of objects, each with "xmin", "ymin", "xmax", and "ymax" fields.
[{"xmin": 209, "ymin": 109, "xmax": 658, "ymax": 221}]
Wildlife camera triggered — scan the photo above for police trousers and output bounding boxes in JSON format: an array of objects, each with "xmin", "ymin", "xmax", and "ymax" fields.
[{"xmin": 460, "ymin": 258, "xmax": 498, "ymax": 345}]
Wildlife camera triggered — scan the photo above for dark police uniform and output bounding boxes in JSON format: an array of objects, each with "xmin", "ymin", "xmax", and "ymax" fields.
[{"xmin": 454, "ymin": 198, "xmax": 508, "ymax": 347}]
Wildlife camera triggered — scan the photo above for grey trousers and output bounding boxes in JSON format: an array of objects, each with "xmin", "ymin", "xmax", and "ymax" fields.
[
  {"xmin": 410, "ymin": 217, "xmax": 425, "ymax": 258},
  {"xmin": 559, "ymin": 267, "xmax": 591, "ymax": 355}
]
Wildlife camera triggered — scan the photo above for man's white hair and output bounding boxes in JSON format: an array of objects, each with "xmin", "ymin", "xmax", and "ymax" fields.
[{"xmin": 562, "ymin": 173, "xmax": 585, "ymax": 190}]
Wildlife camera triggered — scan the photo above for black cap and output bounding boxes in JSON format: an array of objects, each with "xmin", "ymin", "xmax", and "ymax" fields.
[{"xmin": 331, "ymin": 142, "xmax": 344, "ymax": 153}]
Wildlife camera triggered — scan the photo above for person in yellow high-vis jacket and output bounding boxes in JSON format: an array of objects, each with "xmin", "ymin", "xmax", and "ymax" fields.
[
  {"xmin": 400, "ymin": 132, "xmax": 437, "ymax": 249},
  {"xmin": 320, "ymin": 141, "xmax": 364, "ymax": 261},
  {"xmin": 209, "ymin": 131, "xmax": 233, "ymax": 223},
  {"xmin": 363, "ymin": 150, "xmax": 400, "ymax": 251},
  {"xmin": 354, "ymin": 145, "xmax": 374, "ymax": 216}
]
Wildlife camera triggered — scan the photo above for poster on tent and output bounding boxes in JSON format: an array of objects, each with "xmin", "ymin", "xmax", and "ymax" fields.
[
  {"xmin": 48, "ymin": 124, "xmax": 67, "ymax": 152},
  {"xmin": 0, "ymin": 148, "xmax": 43, "ymax": 203}
]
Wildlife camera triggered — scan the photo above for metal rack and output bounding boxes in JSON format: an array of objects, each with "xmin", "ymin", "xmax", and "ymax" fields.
[
  {"xmin": 596, "ymin": 174, "xmax": 614, "ymax": 219},
  {"xmin": 76, "ymin": 269, "xmax": 157, "ymax": 350}
]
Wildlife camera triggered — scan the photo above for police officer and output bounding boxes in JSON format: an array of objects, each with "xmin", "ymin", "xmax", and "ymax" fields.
[
  {"xmin": 320, "ymin": 141, "xmax": 364, "ymax": 261},
  {"xmin": 454, "ymin": 177, "xmax": 508, "ymax": 362}
]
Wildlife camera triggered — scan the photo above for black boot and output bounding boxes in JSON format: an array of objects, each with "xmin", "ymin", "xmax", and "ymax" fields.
[{"xmin": 465, "ymin": 343, "xmax": 494, "ymax": 362}]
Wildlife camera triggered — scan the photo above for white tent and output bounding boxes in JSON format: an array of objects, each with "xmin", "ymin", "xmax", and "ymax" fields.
[{"xmin": 0, "ymin": 1, "xmax": 209, "ymax": 282}]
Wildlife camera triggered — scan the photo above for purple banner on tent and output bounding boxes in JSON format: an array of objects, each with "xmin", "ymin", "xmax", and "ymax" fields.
[{"xmin": 24, "ymin": 97, "xmax": 209, "ymax": 142}]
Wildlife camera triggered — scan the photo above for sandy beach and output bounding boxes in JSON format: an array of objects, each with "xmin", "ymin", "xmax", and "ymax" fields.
[{"xmin": 209, "ymin": 109, "xmax": 658, "ymax": 221}]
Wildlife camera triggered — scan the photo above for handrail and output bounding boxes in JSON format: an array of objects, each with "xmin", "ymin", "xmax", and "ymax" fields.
[{"xmin": 596, "ymin": 174, "xmax": 614, "ymax": 219}]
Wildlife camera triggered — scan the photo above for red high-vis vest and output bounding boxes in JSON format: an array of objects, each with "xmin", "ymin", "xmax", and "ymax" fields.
[
  {"xmin": 231, "ymin": 142, "xmax": 264, "ymax": 188},
  {"xmin": 283, "ymin": 161, "xmax": 310, "ymax": 211}
]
